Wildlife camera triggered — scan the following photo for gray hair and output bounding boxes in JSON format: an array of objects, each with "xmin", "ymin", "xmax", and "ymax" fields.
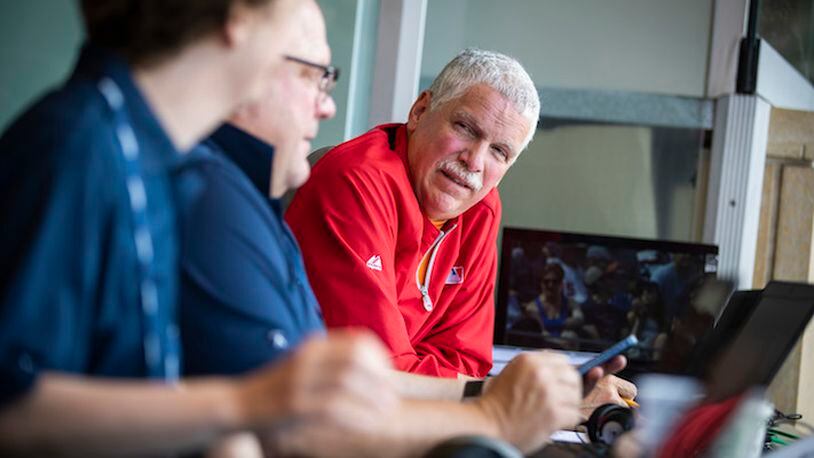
[{"xmin": 427, "ymin": 48, "xmax": 540, "ymax": 150}]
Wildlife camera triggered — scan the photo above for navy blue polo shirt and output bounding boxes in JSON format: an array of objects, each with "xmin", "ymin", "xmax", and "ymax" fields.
[
  {"xmin": 175, "ymin": 124, "xmax": 324, "ymax": 376},
  {"xmin": 0, "ymin": 45, "xmax": 181, "ymax": 405}
]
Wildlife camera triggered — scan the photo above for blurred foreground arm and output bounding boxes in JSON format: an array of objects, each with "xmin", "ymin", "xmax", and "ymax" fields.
[
  {"xmin": 267, "ymin": 351, "xmax": 583, "ymax": 457},
  {"xmin": 0, "ymin": 331, "xmax": 397, "ymax": 457},
  {"xmin": 388, "ymin": 370, "xmax": 470, "ymax": 401}
]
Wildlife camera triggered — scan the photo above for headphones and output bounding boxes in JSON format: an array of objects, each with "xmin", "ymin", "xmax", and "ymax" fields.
[{"xmin": 585, "ymin": 403, "xmax": 636, "ymax": 446}]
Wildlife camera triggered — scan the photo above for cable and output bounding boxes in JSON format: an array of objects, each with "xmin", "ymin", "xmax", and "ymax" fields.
[
  {"xmin": 768, "ymin": 428, "xmax": 801, "ymax": 440},
  {"xmin": 769, "ymin": 436, "xmax": 789, "ymax": 447},
  {"xmin": 771, "ymin": 409, "xmax": 801, "ymax": 424}
]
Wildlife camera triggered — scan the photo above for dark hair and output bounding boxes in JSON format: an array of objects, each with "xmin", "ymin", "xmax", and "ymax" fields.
[
  {"xmin": 81, "ymin": 0, "xmax": 273, "ymax": 65},
  {"xmin": 541, "ymin": 263, "xmax": 565, "ymax": 282}
]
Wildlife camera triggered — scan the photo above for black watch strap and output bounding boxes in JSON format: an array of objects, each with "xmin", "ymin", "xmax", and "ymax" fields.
[{"xmin": 462, "ymin": 380, "xmax": 485, "ymax": 399}]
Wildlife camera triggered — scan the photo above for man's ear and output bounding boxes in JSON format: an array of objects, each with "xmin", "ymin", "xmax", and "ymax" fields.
[
  {"xmin": 407, "ymin": 91, "xmax": 432, "ymax": 131},
  {"xmin": 222, "ymin": 3, "xmax": 255, "ymax": 47}
]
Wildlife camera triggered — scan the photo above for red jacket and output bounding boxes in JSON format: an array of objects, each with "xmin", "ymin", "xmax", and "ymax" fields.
[{"xmin": 286, "ymin": 124, "xmax": 499, "ymax": 378}]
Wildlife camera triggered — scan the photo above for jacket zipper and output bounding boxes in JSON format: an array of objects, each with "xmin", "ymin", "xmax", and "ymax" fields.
[{"xmin": 415, "ymin": 224, "xmax": 458, "ymax": 312}]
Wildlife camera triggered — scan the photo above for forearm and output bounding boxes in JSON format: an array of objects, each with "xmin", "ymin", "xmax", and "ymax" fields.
[
  {"xmin": 389, "ymin": 369, "xmax": 468, "ymax": 401},
  {"xmin": 378, "ymin": 399, "xmax": 501, "ymax": 457},
  {"xmin": 275, "ymin": 351, "xmax": 585, "ymax": 457},
  {"xmin": 279, "ymin": 399, "xmax": 499, "ymax": 458},
  {"xmin": 357, "ymin": 352, "xmax": 586, "ymax": 457},
  {"xmin": 0, "ymin": 373, "xmax": 244, "ymax": 457}
]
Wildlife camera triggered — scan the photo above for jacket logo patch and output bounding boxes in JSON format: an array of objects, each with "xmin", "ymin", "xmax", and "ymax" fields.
[
  {"xmin": 366, "ymin": 255, "xmax": 382, "ymax": 271},
  {"xmin": 446, "ymin": 266, "xmax": 464, "ymax": 284}
]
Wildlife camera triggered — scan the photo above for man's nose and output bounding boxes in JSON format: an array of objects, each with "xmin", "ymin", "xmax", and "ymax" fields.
[
  {"xmin": 458, "ymin": 142, "xmax": 488, "ymax": 172},
  {"xmin": 317, "ymin": 94, "xmax": 337, "ymax": 120}
]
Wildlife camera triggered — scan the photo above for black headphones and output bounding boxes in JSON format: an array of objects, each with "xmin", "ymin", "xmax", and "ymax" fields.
[{"xmin": 584, "ymin": 404, "xmax": 635, "ymax": 446}]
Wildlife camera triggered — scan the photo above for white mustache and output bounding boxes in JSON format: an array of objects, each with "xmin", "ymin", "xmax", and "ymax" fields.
[{"xmin": 439, "ymin": 160, "xmax": 483, "ymax": 191}]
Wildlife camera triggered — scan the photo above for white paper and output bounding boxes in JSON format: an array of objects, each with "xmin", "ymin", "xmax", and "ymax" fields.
[
  {"xmin": 550, "ymin": 430, "xmax": 589, "ymax": 444},
  {"xmin": 490, "ymin": 345, "xmax": 596, "ymax": 375}
]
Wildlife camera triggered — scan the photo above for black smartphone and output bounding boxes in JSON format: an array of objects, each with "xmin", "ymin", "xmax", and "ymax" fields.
[{"xmin": 578, "ymin": 334, "xmax": 639, "ymax": 376}]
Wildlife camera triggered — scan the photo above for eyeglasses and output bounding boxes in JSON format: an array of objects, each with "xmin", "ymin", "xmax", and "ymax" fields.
[{"xmin": 284, "ymin": 55, "xmax": 340, "ymax": 97}]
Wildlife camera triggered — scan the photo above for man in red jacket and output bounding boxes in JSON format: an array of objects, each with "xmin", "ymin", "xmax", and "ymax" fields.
[{"xmin": 288, "ymin": 49, "xmax": 549, "ymax": 378}]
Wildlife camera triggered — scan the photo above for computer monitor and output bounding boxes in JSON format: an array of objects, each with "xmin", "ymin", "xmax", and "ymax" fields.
[{"xmin": 495, "ymin": 227, "xmax": 720, "ymax": 370}]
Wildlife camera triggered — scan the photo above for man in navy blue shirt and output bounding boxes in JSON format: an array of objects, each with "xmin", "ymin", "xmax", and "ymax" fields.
[
  {"xmin": 177, "ymin": 121, "xmax": 329, "ymax": 375},
  {"xmin": 0, "ymin": 0, "xmax": 399, "ymax": 455}
]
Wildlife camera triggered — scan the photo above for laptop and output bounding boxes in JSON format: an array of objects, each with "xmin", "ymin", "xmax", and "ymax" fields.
[
  {"xmin": 682, "ymin": 289, "xmax": 762, "ymax": 377},
  {"xmin": 647, "ymin": 282, "xmax": 814, "ymax": 457},
  {"xmin": 705, "ymin": 281, "xmax": 814, "ymax": 401}
]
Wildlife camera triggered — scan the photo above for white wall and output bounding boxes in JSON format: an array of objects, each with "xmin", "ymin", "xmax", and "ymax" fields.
[
  {"xmin": 500, "ymin": 125, "xmax": 661, "ymax": 238},
  {"xmin": 421, "ymin": 0, "xmax": 711, "ymax": 241},
  {"xmin": 423, "ymin": 0, "xmax": 714, "ymax": 97}
]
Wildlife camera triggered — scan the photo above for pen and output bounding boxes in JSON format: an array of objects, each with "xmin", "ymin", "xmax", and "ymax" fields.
[{"xmin": 623, "ymin": 398, "xmax": 639, "ymax": 409}]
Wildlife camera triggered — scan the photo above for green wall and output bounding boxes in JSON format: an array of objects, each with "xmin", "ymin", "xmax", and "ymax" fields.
[
  {"xmin": 0, "ymin": 1, "xmax": 83, "ymax": 131},
  {"xmin": 0, "ymin": 0, "xmax": 370, "ymax": 145},
  {"xmin": 314, "ymin": 0, "xmax": 379, "ymax": 149}
]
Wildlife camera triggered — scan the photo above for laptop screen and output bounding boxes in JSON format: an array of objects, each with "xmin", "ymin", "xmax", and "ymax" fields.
[{"xmin": 705, "ymin": 282, "xmax": 814, "ymax": 401}]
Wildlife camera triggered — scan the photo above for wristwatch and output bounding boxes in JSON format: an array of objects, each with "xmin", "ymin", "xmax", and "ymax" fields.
[{"xmin": 462, "ymin": 380, "xmax": 485, "ymax": 399}]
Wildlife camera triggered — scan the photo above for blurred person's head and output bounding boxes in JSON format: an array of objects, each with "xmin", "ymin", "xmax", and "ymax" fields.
[
  {"xmin": 636, "ymin": 250, "xmax": 659, "ymax": 265},
  {"xmin": 584, "ymin": 246, "xmax": 612, "ymax": 297},
  {"xmin": 404, "ymin": 49, "xmax": 540, "ymax": 220},
  {"xmin": 81, "ymin": 0, "xmax": 290, "ymax": 64},
  {"xmin": 639, "ymin": 282, "xmax": 662, "ymax": 306},
  {"xmin": 81, "ymin": 0, "xmax": 303, "ymax": 119},
  {"xmin": 672, "ymin": 253, "xmax": 701, "ymax": 278},
  {"xmin": 632, "ymin": 281, "xmax": 662, "ymax": 313},
  {"xmin": 542, "ymin": 242, "xmax": 562, "ymax": 260},
  {"xmin": 540, "ymin": 263, "xmax": 565, "ymax": 299},
  {"xmin": 586, "ymin": 245, "xmax": 611, "ymax": 269},
  {"xmin": 230, "ymin": 0, "xmax": 336, "ymax": 197}
]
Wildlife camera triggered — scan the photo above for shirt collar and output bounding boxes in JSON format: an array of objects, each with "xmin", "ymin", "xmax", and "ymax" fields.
[
  {"xmin": 72, "ymin": 43, "xmax": 180, "ymax": 172},
  {"xmin": 209, "ymin": 123, "xmax": 275, "ymax": 198}
]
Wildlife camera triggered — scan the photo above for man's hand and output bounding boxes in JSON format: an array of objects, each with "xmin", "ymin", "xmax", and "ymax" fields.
[
  {"xmin": 580, "ymin": 375, "xmax": 638, "ymax": 419},
  {"xmin": 580, "ymin": 355, "xmax": 637, "ymax": 419},
  {"xmin": 582, "ymin": 355, "xmax": 627, "ymax": 393},
  {"xmin": 474, "ymin": 352, "xmax": 582, "ymax": 453},
  {"xmin": 237, "ymin": 330, "xmax": 400, "ymax": 454}
]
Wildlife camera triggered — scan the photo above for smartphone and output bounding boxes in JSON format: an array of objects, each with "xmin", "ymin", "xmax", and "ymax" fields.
[{"xmin": 578, "ymin": 334, "xmax": 639, "ymax": 376}]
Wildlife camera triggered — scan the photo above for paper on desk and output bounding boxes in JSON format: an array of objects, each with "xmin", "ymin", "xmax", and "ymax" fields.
[
  {"xmin": 491, "ymin": 345, "xmax": 595, "ymax": 375},
  {"xmin": 551, "ymin": 430, "xmax": 589, "ymax": 444}
]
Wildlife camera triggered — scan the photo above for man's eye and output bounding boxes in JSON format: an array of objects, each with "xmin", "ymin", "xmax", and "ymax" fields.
[
  {"xmin": 455, "ymin": 122, "xmax": 473, "ymax": 135},
  {"xmin": 492, "ymin": 146, "xmax": 508, "ymax": 161}
]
